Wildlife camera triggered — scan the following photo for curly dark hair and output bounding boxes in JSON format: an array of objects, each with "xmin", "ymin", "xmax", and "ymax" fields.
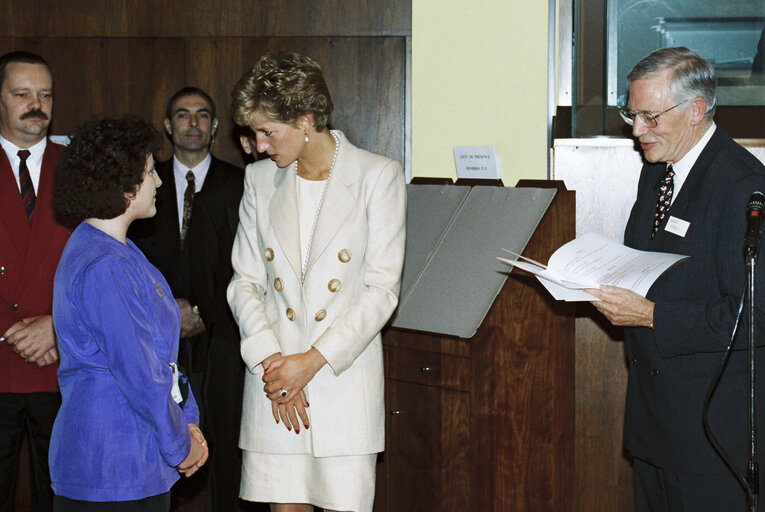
[
  {"xmin": 231, "ymin": 51, "xmax": 334, "ymax": 130},
  {"xmin": 54, "ymin": 116, "xmax": 162, "ymax": 220}
]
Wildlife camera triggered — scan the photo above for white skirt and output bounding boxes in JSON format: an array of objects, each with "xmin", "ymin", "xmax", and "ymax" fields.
[{"xmin": 240, "ymin": 450, "xmax": 377, "ymax": 512}]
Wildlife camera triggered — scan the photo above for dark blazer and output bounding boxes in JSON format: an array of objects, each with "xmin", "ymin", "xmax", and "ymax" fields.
[
  {"xmin": 185, "ymin": 168, "xmax": 246, "ymax": 511},
  {"xmin": 187, "ymin": 171, "xmax": 244, "ymax": 376},
  {"xmin": 129, "ymin": 156, "xmax": 243, "ymax": 373},
  {"xmin": 186, "ymin": 158, "xmax": 244, "ymax": 417},
  {"xmin": 623, "ymin": 127, "xmax": 765, "ymax": 475},
  {"xmin": 0, "ymin": 141, "xmax": 75, "ymax": 393}
]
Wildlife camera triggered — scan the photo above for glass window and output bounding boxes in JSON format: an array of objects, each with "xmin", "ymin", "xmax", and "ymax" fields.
[
  {"xmin": 569, "ymin": 0, "xmax": 765, "ymax": 138},
  {"xmin": 608, "ymin": 1, "xmax": 765, "ymax": 108}
]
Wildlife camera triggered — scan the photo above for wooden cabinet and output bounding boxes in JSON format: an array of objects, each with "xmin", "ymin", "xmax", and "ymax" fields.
[
  {"xmin": 376, "ymin": 182, "xmax": 575, "ymax": 511},
  {"xmin": 377, "ymin": 344, "xmax": 471, "ymax": 511}
]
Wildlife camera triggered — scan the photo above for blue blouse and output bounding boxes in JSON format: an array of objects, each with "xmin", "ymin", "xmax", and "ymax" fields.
[{"xmin": 50, "ymin": 222, "xmax": 199, "ymax": 501}]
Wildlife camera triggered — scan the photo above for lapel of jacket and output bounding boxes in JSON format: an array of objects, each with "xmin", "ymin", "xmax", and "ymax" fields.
[
  {"xmin": 197, "ymin": 157, "xmax": 223, "ymax": 195},
  {"xmin": 666, "ymin": 130, "xmax": 723, "ymax": 226},
  {"xmin": 269, "ymin": 163, "xmax": 302, "ymax": 280},
  {"xmin": 17, "ymin": 142, "xmax": 70, "ymax": 296},
  {"xmin": 305, "ymin": 132, "xmax": 356, "ymax": 276},
  {"xmin": 650, "ymin": 129, "xmax": 723, "ymax": 247},
  {"xmin": 0, "ymin": 148, "xmax": 31, "ymax": 251},
  {"xmin": 156, "ymin": 159, "xmax": 182, "ymax": 254}
]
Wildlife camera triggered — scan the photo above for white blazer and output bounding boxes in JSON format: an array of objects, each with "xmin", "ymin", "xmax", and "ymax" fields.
[{"xmin": 228, "ymin": 131, "xmax": 406, "ymax": 458}]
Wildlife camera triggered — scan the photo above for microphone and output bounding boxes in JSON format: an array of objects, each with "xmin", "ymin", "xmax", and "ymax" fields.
[{"xmin": 744, "ymin": 191, "xmax": 764, "ymax": 257}]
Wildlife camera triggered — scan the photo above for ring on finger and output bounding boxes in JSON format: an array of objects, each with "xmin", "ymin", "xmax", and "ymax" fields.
[{"xmin": 279, "ymin": 388, "xmax": 288, "ymax": 398}]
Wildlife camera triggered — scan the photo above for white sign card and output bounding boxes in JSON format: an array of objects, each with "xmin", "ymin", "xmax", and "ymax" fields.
[{"xmin": 453, "ymin": 146, "xmax": 500, "ymax": 180}]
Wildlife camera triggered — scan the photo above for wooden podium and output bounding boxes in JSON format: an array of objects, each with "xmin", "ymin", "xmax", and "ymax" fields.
[{"xmin": 374, "ymin": 180, "xmax": 575, "ymax": 511}]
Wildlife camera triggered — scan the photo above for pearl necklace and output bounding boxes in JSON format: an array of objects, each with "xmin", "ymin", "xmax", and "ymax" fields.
[{"xmin": 297, "ymin": 131, "xmax": 340, "ymax": 283}]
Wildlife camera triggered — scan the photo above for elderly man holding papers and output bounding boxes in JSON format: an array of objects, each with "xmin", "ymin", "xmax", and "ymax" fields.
[{"xmin": 587, "ymin": 47, "xmax": 765, "ymax": 512}]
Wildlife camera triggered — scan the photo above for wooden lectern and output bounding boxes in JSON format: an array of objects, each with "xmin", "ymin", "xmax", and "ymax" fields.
[{"xmin": 374, "ymin": 180, "xmax": 575, "ymax": 511}]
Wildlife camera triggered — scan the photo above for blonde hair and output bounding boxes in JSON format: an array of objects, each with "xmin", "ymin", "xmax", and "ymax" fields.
[{"xmin": 231, "ymin": 52, "xmax": 334, "ymax": 130}]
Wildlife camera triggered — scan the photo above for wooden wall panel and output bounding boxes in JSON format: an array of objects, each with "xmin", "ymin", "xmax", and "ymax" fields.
[
  {"xmin": 0, "ymin": 37, "xmax": 186, "ymax": 159},
  {"xmin": 184, "ymin": 37, "xmax": 406, "ymax": 168},
  {"xmin": 0, "ymin": 0, "xmax": 411, "ymax": 37},
  {"xmin": 0, "ymin": 36, "xmax": 405, "ymax": 167}
]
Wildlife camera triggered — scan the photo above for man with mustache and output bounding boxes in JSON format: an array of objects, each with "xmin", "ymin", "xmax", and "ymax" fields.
[
  {"xmin": 0, "ymin": 51, "xmax": 76, "ymax": 511},
  {"xmin": 587, "ymin": 47, "xmax": 765, "ymax": 511},
  {"xmin": 129, "ymin": 86, "xmax": 244, "ymax": 509}
]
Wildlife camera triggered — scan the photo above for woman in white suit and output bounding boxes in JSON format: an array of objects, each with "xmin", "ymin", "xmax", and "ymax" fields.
[{"xmin": 227, "ymin": 52, "xmax": 406, "ymax": 512}]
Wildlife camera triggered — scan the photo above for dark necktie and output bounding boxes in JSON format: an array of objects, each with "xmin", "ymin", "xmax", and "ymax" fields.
[
  {"xmin": 181, "ymin": 170, "xmax": 195, "ymax": 243},
  {"xmin": 17, "ymin": 150, "xmax": 35, "ymax": 221},
  {"xmin": 652, "ymin": 164, "xmax": 675, "ymax": 239}
]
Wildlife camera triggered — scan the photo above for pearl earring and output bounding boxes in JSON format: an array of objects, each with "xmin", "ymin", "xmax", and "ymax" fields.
[{"xmin": 304, "ymin": 129, "xmax": 310, "ymax": 144}]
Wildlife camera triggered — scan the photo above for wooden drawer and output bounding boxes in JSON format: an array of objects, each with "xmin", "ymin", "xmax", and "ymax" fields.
[{"xmin": 384, "ymin": 345, "xmax": 470, "ymax": 392}]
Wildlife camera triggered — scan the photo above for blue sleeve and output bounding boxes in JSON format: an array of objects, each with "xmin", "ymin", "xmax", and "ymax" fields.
[
  {"xmin": 179, "ymin": 369, "xmax": 200, "ymax": 426},
  {"xmin": 77, "ymin": 255, "xmax": 192, "ymax": 467}
]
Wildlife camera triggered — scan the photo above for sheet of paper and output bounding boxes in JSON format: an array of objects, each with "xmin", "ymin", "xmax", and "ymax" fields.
[
  {"xmin": 536, "ymin": 277, "xmax": 599, "ymax": 301},
  {"xmin": 548, "ymin": 232, "xmax": 687, "ymax": 296},
  {"xmin": 453, "ymin": 146, "xmax": 500, "ymax": 180},
  {"xmin": 499, "ymin": 231, "xmax": 688, "ymax": 301}
]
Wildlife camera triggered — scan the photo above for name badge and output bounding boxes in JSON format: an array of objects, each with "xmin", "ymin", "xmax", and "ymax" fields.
[
  {"xmin": 169, "ymin": 362, "xmax": 183, "ymax": 404},
  {"xmin": 665, "ymin": 216, "xmax": 690, "ymax": 237}
]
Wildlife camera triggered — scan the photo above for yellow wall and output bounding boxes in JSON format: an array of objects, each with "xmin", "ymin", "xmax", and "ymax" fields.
[{"xmin": 412, "ymin": 0, "xmax": 550, "ymax": 184}]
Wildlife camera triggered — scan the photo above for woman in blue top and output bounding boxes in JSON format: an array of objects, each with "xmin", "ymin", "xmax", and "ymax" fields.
[{"xmin": 49, "ymin": 116, "xmax": 208, "ymax": 511}]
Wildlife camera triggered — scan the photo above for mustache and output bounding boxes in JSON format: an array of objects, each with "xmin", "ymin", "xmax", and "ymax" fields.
[{"xmin": 21, "ymin": 109, "xmax": 48, "ymax": 121}]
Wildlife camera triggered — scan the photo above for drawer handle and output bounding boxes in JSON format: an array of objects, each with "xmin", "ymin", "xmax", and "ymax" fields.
[
  {"xmin": 420, "ymin": 366, "xmax": 433, "ymax": 372},
  {"xmin": 390, "ymin": 410, "xmax": 403, "ymax": 415}
]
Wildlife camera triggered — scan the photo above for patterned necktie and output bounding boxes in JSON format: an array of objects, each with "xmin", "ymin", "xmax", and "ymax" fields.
[
  {"xmin": 181, "ymin": 170, "xmax": 195, "ymax": 243},
  {"xmin": 17, "ymin": 150, "xmax": 35, "ymax": 222},
  {"xmin": 652, "ymin": 164, "xmax": 675, "ymax": 239}
]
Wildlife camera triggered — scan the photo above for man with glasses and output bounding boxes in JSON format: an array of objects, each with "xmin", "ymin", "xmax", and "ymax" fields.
[{"xmin": 588, "ymin": 47, "xmax": 765, "ymax": 511}]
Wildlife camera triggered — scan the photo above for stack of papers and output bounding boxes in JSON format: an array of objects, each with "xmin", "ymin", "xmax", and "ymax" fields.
[{"xmin": 498, "ymin": 231, "xmax": 689, "ymax": 301}]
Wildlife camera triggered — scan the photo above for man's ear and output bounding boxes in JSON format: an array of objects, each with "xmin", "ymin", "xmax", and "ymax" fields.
[
  {"xmin": 689, "ymin": 97, "xmax": 707, "ymax": 126},
  {"xmin": 213, "ymin": 119, "xmax": 219, "ymax": 133},
  {"xmin": 163, "ymin": 118, "xmax": 173, "ymax": 136}
]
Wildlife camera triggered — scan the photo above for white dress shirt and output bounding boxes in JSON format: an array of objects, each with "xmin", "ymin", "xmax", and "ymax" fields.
[
  {"xmin": 172, "ymin": 153, "xmax": 211, "ymax": 233},
  {"xmin": 0, "ymin": 135, "xmax": 47, "ymax": 193}
]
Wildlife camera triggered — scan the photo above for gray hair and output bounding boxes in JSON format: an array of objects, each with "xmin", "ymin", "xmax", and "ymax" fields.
[{"xmin": 627, "ymin": 47, "xmax": 717, "ymax": 120}]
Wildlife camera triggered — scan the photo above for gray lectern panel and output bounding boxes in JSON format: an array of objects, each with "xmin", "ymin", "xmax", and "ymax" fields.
[
  {"xmin": 398, "ymin": 184, "xmax": 471, "ymax": 303},
  {"xmin": 391, "ymin": 186, "xmax": 556, "ymax": 338}
]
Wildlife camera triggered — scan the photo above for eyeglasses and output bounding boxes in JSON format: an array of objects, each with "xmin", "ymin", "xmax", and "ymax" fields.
[{"xmin": 619, "ymin": 100, "xmax": 689, "ymax": 128}]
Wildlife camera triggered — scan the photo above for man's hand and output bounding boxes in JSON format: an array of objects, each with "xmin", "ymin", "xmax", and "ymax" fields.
[
  {"xmin": 176, "ymin": 298, "xmax": 205, "ymax": 338},
  {"xmin": 35, "ymin": 346, "xmax": 59, "ymax": 367},
  {"xmin": 3, "ymin": 315, "xmax": 57, "ymax": 364},
  {"xmin": 586, "ymin": 285, "xmax": 655, "ymax": 328}
]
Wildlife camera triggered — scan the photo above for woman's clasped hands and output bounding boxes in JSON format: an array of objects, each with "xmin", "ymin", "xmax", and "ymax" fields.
[
  {"xmin": 177, "ymin": 423, "xmax": 208, "ymax": 477},
  {"xmin": 262, "ymin": 348, "xmax": 327, "ymax": 434}
]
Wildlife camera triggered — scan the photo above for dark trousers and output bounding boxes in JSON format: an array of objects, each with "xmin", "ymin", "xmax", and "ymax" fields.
[
  {"xmin": 633, "ymin": 457, "xmax": 757, "ymax": 512},
  {"xmin": 204, "ymin": 341, "xmax": 245, "ymax": 511},
  {"xmin": 0, "ymin": 392, "xmax": 61, "ymax": 512},
  {"xmin": 53, "ymin": 492, "xmax": 170, "ymax": 511}
]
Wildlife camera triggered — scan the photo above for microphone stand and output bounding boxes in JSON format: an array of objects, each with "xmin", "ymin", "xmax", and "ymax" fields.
[{"xmin": 746, "ymin": 245, "xmax": 759, "ymax": 512}]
